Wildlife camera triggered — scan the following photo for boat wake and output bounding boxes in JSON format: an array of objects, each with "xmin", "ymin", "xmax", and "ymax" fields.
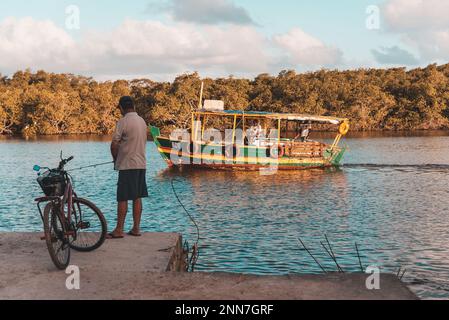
[{"xmin": 342, "ymin": 163, "xmax": 449, "ymax": 172}]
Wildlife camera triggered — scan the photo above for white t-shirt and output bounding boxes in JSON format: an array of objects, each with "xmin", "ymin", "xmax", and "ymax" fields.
[
  {"xmin": 112, "ymin": 112, "xmax": 147, "ymax": 171},
  {"xmin": 301, "ymin": 128, "xmax": 310, "ymax": 138}
]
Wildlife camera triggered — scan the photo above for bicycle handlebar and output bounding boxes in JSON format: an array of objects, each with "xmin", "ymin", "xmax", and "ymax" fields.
[
  {"xmin": 58, "ymin": 156, "xmax": 74, "ymax": 170},
  {"xmin": 34, "ymin": 155, "xmax": 74, "ymax": 174}
]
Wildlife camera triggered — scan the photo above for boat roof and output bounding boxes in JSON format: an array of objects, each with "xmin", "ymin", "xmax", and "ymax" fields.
[{"xmin": 195, "ymin": 110, "xmax": 348, "ymax": 125}]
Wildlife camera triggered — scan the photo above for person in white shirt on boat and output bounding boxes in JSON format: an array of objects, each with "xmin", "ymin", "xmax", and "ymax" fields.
[
  {"xmin": 300, "ymin": 123, "xmax": 312, "ymax": 142},
  {"xmin": 248, "ymin": 123, "xmax": 263, "ymax": 146}
]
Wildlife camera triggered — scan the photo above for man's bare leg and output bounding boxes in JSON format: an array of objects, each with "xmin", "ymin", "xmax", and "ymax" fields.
[
  {"xmin": 130, "ymin": 198, "xmax": 142, "ymax": 236},
  {"xmin": 109, "ymin": 201, "xmax": 128, "ymax": 237}
]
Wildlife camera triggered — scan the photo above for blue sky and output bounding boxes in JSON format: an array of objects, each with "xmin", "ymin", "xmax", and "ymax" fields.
[{"xmin": 0, "ymin": 0, "xmax": 446, "ymax": 80}]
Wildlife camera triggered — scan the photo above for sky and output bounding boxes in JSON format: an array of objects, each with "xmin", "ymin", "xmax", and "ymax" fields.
[{"xmin": 0, "ymin": 0, "xmax": 447, "ymax": 81}]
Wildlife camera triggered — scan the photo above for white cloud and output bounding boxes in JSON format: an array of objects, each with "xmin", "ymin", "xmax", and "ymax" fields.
[
  {"xmin": 273, "ymin": 28, "xmax": 343, "ymax": 67},
  {"xmin": 0, "ymin": 17, "xmax": 77, "ymax": 73},
  {"xmin": 85, "ymin": 19, "xmax": 271, "ymax": 77},
  {"xmin": 0, "ymin": 17, "xmax": 345, "ymax": 80},
  {"xmin": 0, "ymin": 17, "xmax": 270, "ymax": 78},
  {"xmin": 382, "ymin": 0, "xmax": 449, "ymax": 63},
  {"xmin": 148, "ymin": 0, "xmax": 254, "ymax": 25},
  {"xmin": 384, "ymin": 0, "xmax": 449, "ymax": 32}
]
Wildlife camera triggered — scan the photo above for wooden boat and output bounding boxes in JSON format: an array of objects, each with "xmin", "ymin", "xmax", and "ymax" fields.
[{"xmin": 150, "ymin": 100, "xmax": 349, "ymax": 171}]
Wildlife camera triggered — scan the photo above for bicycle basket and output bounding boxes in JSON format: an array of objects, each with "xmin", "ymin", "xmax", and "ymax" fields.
[{"xmin": 37, "ymin": 171, "xmax": 66, "ymax": 197}]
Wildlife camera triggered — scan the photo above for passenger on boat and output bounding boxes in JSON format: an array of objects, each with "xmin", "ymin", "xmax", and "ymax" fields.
[
  {"xmin": 300, "ymin": 124, "xmax": 311, "ymax": 142},
  {"xmin": 248, "ymin": 124, "xmax": 263, "ymax": 146}
]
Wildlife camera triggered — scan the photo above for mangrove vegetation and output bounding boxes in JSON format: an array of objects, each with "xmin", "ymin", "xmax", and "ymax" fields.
[{"xmin": 1, "ymin": 63, "xmax": 449, "ymax": 136}]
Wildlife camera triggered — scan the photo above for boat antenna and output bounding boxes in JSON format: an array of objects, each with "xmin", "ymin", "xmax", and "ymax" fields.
[{"xmin": 197, "ymin": 81, "xmax": 204, "ymax": 110}]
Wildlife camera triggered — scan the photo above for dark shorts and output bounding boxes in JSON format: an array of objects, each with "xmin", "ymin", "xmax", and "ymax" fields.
[{"xmin": 117, "ymin": 170, "xmax": 149, "ymax": 202}]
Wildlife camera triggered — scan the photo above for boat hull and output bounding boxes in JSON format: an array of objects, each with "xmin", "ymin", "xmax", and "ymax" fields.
[{"xmin": 152, "ymin": 133, "xmax": 346, "ymax": 171}]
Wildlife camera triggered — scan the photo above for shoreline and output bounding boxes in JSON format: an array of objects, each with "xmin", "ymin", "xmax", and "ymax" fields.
[
  {"xmin": 1, "ymin": 129, "xmax": 449, "ymax": 141},
  {"xmin": 0, "ymin": 232, "xmax": 418, "ymax": 300}
]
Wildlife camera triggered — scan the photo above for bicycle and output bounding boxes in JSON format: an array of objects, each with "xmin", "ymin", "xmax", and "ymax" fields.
[{"xmin": 33, "ymin": 153, "xmax": 107, "ymax": 270}]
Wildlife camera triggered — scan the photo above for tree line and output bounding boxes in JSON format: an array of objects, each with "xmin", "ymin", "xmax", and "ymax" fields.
[{"xmin": 1, "ymin": 63, "xmax": 449, "ymax": 136}]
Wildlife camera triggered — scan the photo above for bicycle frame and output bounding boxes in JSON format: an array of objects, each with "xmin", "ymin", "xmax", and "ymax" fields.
[{"xmin": 35, "ymin": 172, "xmax": 78, "ymax": 238}]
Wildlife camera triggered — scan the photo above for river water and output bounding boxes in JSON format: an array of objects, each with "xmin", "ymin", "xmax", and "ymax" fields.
[{"xmin": 1, "ymin": 132, "xmax": 449, "ymax": 299}]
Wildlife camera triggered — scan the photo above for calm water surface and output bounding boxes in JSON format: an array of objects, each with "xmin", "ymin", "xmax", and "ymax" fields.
[{"xmin": 1, "ymin": 132, "xmax": 449, "ymax": 299}]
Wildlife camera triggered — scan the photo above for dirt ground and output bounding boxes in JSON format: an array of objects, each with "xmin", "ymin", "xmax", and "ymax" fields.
[{"xmin": 0, "ymin": 233, "xmax": 417, "ymax": 300}]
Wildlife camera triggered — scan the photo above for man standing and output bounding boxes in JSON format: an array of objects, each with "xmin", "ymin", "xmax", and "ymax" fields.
[{"xmin": 108, "ymin": 96, "xmax": 148, "ymax": 239}]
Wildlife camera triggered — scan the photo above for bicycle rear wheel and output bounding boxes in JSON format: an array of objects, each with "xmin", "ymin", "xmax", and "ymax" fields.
[
  {"xmin": 43, "ymin": 202, "xmax": 70, "ymax": 270},
  {"xmin": 69, "ymin": 198, "xmax": 107, "ymax": 252}
]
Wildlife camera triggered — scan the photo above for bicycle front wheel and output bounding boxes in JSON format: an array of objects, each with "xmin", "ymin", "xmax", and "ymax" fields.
[
  {"xmin": 70, "ymin": 198, "xmax": 107, "ymax": 252},
  {"xmin": 43, "ymin": 202, "xmax": 71, "ymax": 270}
]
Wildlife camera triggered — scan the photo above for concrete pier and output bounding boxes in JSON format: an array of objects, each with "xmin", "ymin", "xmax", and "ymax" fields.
[{"xmin": 0, "ymin": 233, "xmax": 417, "ymax": 300}]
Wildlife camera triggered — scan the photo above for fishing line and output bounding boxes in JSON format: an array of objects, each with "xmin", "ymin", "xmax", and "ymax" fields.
[
  {"xmin": 170, "ymin": 177, "xmax": 201, "ymax": 271},
  {"xmin": 170, "ymin": 178, "xmax": 200, "ymax": 244},
  {"xmin": 67, "ymin": 161, "xmax": 114, "ymax": 172}
]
